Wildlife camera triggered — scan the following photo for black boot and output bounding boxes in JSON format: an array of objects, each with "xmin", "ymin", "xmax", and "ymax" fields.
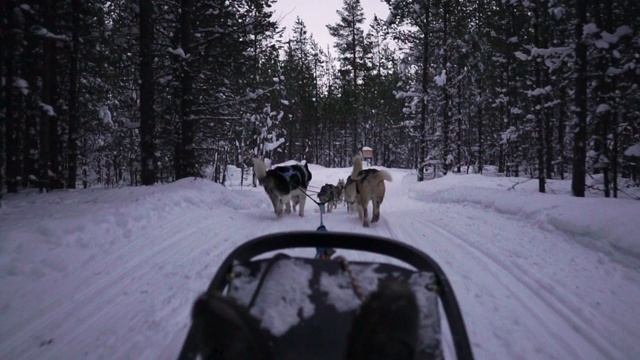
[
  {"xmin": 346, "ymin": 281, "xmax": 419, "ymax": 360},
  {"xmin": 191, "ymin": 292, "xmax": 273, "ymax": 360}
]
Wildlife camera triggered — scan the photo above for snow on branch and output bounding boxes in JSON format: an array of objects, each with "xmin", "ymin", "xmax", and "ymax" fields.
[
  {"xmin": 264, "ymin": 138, "xmax": 285, "ymax": 152},
  {"xmin": 99, "ymin": 106, "xmax": 114, "ymax": 127},
  {"xmin": 167, "ymin": 47, "xmax": 188, "ymax": 59},
  {"xmin": 583, "ymin": 23, "xmax": 599, "ymax": 35},
  {"xmin": 514, "ymin": 51, "xmax": 529, "ymax": 61},
  {"xmin": 606, "ymin": 67, "xmax": 623, "ymax": 76},
  {"xmin": 434, "ymin": 70, "xmax": 447, "ymax": 86},
  {"xmin": 13, "ymin": 78, "xmax": 29, "ymax": 95},
  {"xmin": 530, "ymin": 47, "xmax": 572, "ymax": 58},
  {"xmin": 526, "ymin": 86, "xmax": 552, "ymax": 97},
  {"xmin": 600, "ymin": 25, "xmax": 633, "ymax": 45},
  {"xmin": 39, "ymin": 102, "xmax": 57, "ymax": 116},
  {"xmin": 624, "ymin": 142, "xmax": 640, "ymax": 157},
  {"xmin": 549, "ymin": 6, "xmax": 566, "ymax": 19},
  {"xmin": 30, "ymin": 25, "xmax": 70, "ymax": 42},
  {"xmin": 500, "ymin": 126, "xmax": 518, "ymax": 144}
]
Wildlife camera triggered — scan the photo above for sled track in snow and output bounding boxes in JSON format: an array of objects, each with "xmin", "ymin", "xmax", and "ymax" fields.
[
  {"xmin": 1, "ymin": 212, "xmax": 240, "ymax": 359},
  {"xmin": 383, "ymin": 208, "xmax": 621, "ymax": 360}
]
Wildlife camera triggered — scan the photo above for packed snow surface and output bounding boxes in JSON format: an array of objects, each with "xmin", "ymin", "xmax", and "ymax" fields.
[{"xmin": 1, "ymin": 163, "xmax": 640, "ymax": 359}]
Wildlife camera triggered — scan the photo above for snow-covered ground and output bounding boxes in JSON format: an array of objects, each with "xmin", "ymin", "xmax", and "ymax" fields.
[{"xmin": 1, "ymin": 163, "xmax": 639, "ymax": 360}]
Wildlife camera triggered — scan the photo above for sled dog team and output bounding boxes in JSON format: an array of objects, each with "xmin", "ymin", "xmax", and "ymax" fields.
[{"xmin": 252, "ymin": 156, "xmax": 392, "ymax": 227}]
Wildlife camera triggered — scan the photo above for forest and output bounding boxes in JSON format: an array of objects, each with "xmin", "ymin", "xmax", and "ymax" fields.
[{"xmin": 1, "ymin": 0, "xmax": 639, "ymax": 200}]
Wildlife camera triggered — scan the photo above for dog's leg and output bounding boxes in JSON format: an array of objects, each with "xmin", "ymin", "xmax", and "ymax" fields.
[
  {"xmin": 372, "ymin": 182, "xmax": 385, "ymax": 223},
  {"xmin": 360, "ymin": 200, "xmax": 369, "ymax": 227},
  {"xmin": 267, "ymin": 192, "xmax": 282, "ymax": 217},
  {"xmin": 297, "ymin": 190, "xmax": 306, "ymax": 217},
  {"xmin": 356, "ymin": 199, "xmax": 363, "ymax": 220},
  {"xmin": 357, "ymin": 195, "xmax": 366, "ymax": 224},
  {"xmin": 356, "ymin": 182, "xmax": 370, "ymax": 227},
  {"xmin": 371, "ymin": 196, "xmax": 380, "ymax": 223},
  {"xmin": 282, "ymin": 194, "xmax": 292, "ymax": 215}
]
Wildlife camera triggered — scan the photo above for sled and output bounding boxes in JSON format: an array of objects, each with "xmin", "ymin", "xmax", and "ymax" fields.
[{"xmin": 177, "ymin": 231, "xmax": 474, "ymax": 360}]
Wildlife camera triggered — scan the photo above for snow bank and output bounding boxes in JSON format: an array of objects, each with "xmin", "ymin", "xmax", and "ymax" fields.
[
  {"xmin": 408, "ymin": 174, "xmax": 640, "ymax": 269},
  {"xmin": 0, "ymin": 179, "xmax": 263, "ymax": 280}
]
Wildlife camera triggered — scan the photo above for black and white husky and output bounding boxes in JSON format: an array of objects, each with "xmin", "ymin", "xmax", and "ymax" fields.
[{"xmin": 252, "ymin": 158, "xmax": 313, "ymax": 217}]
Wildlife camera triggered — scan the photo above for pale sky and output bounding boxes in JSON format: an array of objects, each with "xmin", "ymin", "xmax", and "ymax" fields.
[{"xmin": 270, "ymin": 0, "xmax": 391, "ymax": 53}]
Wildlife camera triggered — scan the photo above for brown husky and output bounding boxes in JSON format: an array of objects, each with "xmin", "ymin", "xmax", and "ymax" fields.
[{"xmin": 350, "ymin": 156, "xmax": 392, "ymax": 227}]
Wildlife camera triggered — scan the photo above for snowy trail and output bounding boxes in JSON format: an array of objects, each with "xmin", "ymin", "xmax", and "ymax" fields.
[
  {"xmin": 1, "ymin": 166, "xmax": 640, "ymax": 360},
  {"xmin": 3, "ymin": 212, "xmax": 221, "ymax": 358},
  {"xmin": 225, "ymin": 168, "xmax": 640, "ymax": 360},
  {"xmin": 375, "ymin": 173, "xmax": 640, "ymax": 360},
  {"xmin": 0, "ymin": 189, "xmax": 351, "ymax": 359},
  {"xmin": 381, "ymin": 210, "xmax": 605, "ymax": 359}
]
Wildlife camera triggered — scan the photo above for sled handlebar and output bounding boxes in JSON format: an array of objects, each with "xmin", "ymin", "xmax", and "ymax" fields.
[{"xmin": 206, "ymin": 231, "xmax": 474, "ymax": 360}]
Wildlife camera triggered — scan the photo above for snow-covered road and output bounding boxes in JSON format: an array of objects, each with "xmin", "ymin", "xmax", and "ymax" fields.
[{"xmin": 1, "ymin": 164, "xmax": 639, "ymax": 359}]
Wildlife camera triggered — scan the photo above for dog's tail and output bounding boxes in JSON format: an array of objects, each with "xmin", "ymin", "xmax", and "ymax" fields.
[
  {"xmin": 351, "ymin": 155, "xmax": 363, "ymax": 179},
  {"xmin": 251, "ymin": 158, "xmax": 268, "ymax": 182},
  {"xmin": 377, "ymin": 169, "xmax": 393, "ymax": 182}
]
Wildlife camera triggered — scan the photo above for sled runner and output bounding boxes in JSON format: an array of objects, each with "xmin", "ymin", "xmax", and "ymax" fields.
[{"xmin": 177, "ymin": 231, "xmax": 474, "ymax": 360}]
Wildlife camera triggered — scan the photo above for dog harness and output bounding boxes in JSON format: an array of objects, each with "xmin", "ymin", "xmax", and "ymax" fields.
[{"xmin": 277, "ymin": 166, "xmax": 305, "ymax": 189}]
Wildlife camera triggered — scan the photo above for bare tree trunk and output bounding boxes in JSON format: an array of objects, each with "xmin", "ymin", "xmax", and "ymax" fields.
[
  {"xmin": 351, "ymin": 20, "xmax": 358, "ymax": 156},
  {"xmin": 608, "ymin": 1, "xmax": 619, "ymax": 198},
  {"xmin": 545, "ymin": 76, "xmax": 554, "ymax": 180},
  {"xmin": 594, "ymin": 2, "xmax": 611, "ymax": 198},
  {"xmin": 48, "ymin": 51, "xmax": 62, "ymax": 189},
  {"xmin": 572, "ymin": 0, "xmax": 588, "ymax": 197},
  {"xmin": 612, "ymin": 89, "xmax": 619, "ymax": 198},
  {"xmin": 67, "ymin": 0, "xmax": 81, "ymax": 188},
  {"xmin": 456, "ymin": 80, "xmax": 462, "ymax": 173},
  {"xmin": 534, "ymin": 3, "xmax": 545, "ymax": 193},
  {"xmin": 441, "ymin": 0, "xmax": 449, "ymax": 173},
  {"xmin": 417, "ymin": 0, "xmax": 430, "ymax": 182},
  {"xmin": 139, "ymin": 0, "xmax": 157, "ymax": 185},
  {"xmin": 3, "ymin": 0, "xmax": 20, "ymax": 194},
  {"xmin": 557, "ymin": 104, "xmax": 566, "ymax": 180},
  {"xmin": 21, "ymin": 29, "xmax": 39, "ymax": 188},
  {"xmin": 39, "ymin": 0, "xmax": 57, "ymax": 193},
  {"xmin": 478, "ymin": 90, "xmax": 484, "ymax": 174},
  {"xmin": 175, "ymin": 0, "xmax": 195, "ymax": 179}
]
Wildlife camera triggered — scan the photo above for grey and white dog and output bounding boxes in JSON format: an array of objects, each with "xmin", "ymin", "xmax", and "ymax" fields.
[
  {"xmin": 252, "ymin": 158, "xmax": 313, "ymax": 217},
  {"xmin": 317, "ymin": 183, "xmax": 341, "ymax": 213}
]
